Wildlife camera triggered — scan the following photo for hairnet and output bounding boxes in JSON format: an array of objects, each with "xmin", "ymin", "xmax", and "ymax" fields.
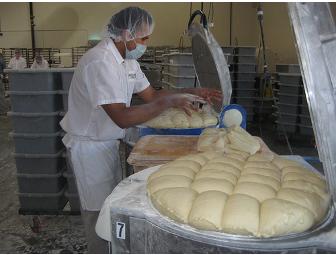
[{"xmin": 107, "ymin": 7, "xmax": 154, "ymax": 42}]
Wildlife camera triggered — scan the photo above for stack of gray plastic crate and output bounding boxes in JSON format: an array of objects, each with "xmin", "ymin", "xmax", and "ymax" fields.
[
  {"xmin": 161, "ymin": 52, "xmax": 199, "ymax": 89},
  {"xmin": 273, "ymin": 64, "xmax": 313, "ymax": 136},
  {"xmin": 229, "ymin": 47, "xmax": 257, "ymax": 122},
  {"xmin": 7, "ymin": 70, "xmax": 68, "ymax": 213}
]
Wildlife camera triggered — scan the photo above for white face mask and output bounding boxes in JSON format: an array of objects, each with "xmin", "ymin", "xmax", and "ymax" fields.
[{"xmin": 125, "ymin": 40, "xmax": 147, "ymax": 59}]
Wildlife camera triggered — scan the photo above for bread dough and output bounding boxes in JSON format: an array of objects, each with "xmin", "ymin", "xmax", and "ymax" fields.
[
  {"xmin": 221, "ymin": 194, "xmax": 260, "ymax": 236},
  {"xmin": 176, "ymin": 154, "xmax": 209, "ymax": 166},
  {"xmin": 161, "ymin": 160, "xmax": 202, "ymax": 172},
  {"xmin": 201, "ymin": 163, "xmax": 241, "ymax": 177},
  {"xmin": 226, "ymin": 153, "xmax": 246, "ymax": 162},
  {"xmin": 259, "ymin": 198, "xmax": 315, "ymax": 237},
  {"xmin": 147, "ymin": 175, "xmax": 192, "ymax": 195},
  {"xmin": 244, "ymin": 161, "xmax": 278, "ymax": 171},
  {"xmin": 272, "ymin": 157, "xmax": 301, "ymax": 169},
  {"xmin": 283, "ymin": 172, "xmax": 326, "ymax": 191},
  {"xmin": 199, "ymin": 151, "xmax": 224, "ymax": 160},
  {"xmin": 202, "ymin": 115, "xmax": 218, "ymax": 126},
  {"xmin": 277, "ymin": 188, "xmax": 328, "ymax": 221},
  {"xmin": 224, "ymin": 148, "xmax": 250, "ymax": 159},
  {"xmin": 211, "ymin": 156, "xmax": 244, "ymax": 170},
  {"xmin": 191, "ymin": 178, "xmax": 234, "ymax": 194},
  {"xmin": 242, "ymin": 167, "xmax": 281, "ymax": 181},
  {"xmin": 152, "ymin": 187, "xmax": 197, "ymax": 223},
  {"xmin": 247, "ymin": 152, "xmax": 274, "ymax": 162},
  {"xmin": 238, "ymin": 174, "xmax": 280, "ymax": 191},
  {"xmin": 195, "ymin": 169, "xmax": 238, "ymax": 185},
  {"xmin": 189, "ymin": 112, "xmax": 204, "ymax": 128},
  {"xmin": 197, "ymin": 135, "xmax": 219, "ymax": 152},
  {"xmin": 148, "ymin": 167, "xmax": 195, "ymax": 182},
  {"xmin": 172, "ymin": 112, "xmax": 190, "ymax": 128},
  {"xmin": 234, "ymin": 182, "xmax": 276, "ymax": 202},
  {"xmin": 188, "ymin": 191, "xmax": 228, "ymax": 231}
]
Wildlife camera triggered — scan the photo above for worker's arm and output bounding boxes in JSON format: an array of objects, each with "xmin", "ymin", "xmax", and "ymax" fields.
[
  {"xmin": 102, "ymin": 94, "xmax": 203, "ymax": 129},
  {"xmin": 137, "ymin": 85, "xmax": 222, "ymax": 105}
]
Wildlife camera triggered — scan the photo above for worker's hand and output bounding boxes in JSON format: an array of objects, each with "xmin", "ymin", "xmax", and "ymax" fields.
[
  {"xmin": 164, "ymin": 93, "xmax": 205, "ymax": 116},
  {"xmin": 190, "ymin": 88, "xmax": 223, "ymax": 105}
]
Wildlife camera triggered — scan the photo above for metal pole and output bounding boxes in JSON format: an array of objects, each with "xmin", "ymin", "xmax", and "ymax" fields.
[{"xmin": 29, "ymin": 2, "xmax": 36, "ymax": 57}]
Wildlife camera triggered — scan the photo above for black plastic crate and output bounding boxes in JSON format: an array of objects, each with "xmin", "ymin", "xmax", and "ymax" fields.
[
  {"xmin": 233, "ymin": 89, "xmax": 256, "ymax": 97},
  {"xmin": 234, "ymin": 64, "xmax": 256, "ymax": 72},
  {"xmin": 277, "ymin": 113, "xmax": 299, "ymax": 124},
  {"xmin": 18, "ymin": 188, "xmax": 68, "ymax": 211},
  {"xmin": 300, "ymin": 115, "xmax": 312, "ymax": 126},
  {"xmin": 299, "ymin": 125, "xmax": 314, "ymax": 136},
  {"xmin": 276, "ymin": 64, "xmax": 300, "ymax": 73},
  {"xmin": 278, "ymin": 73, "xmax": 302, "ymax": 85},
  {"xmin": 300, "ymin": 105, "xmax": 310, "ymax": 115},
  {"xmin": 276, "ymin": 121, "xmax": 298, "ymax": 133},
  {"xmin": 234, "ymin": 47, "xmax": 256, "ymax": 55},
  {"xmin": 8, "ymin": 111, "xmax": 62, "ymax": 134},
  {"xmin": 232, "ymin": 80, "xmax": 256, "ymax": 89},
  {"xmin": 278, "ymin": 83, "xmax": 303, "ymax": 94},
  {"xmin": 17, "ymin": 171, "xmax": 66, "ymax": 193},
  {"xmin": 277, "ymin": 103, "xmax": 299, "ymax": 115},
  {"xmin": 63, "ymin": 171, "xmax": 78, "ymax": 194},
  {"xmin": 10, "ymin": 131, "xmax": 64, "ymax": 154},
  {"xmin": 234, "ymin": 55, "xmax": 256, "ymax": 64},
  {"xmin": 61, "ymin": 70, "xmax": 74, "ymax": 91},
  {"xmin": 278, "ymin": 93, "xmax": 300, "ymax": 105},
  {"xmin": 234, "ymin": 72, "xmax": 257, "ymax": 80},
  {"xmin": 8, "ymin": 91, "xmax": 63, "ymax": 113}
]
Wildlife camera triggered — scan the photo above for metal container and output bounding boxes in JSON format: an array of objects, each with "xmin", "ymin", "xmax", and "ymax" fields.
[
  {"xmin": 18, "ymin": 188, "xmax": 68, "ymax": 211},
  {"xmin": 7, "ymin": 111, "xmax": 61, "ymax": 134},
  {"xmin": 13, "ymin": 149, "xmax": 65, "ymax": 175},
  {"xmin": 234, "ymin": 64, "xmax": 256, "ymax": 72},
  {"xmin": 10, "ymin": 131, "xmax": 64, "ymax": 154},
  {"xmin": 8, "ymin": 91, "xmax": 63, "ymax": 113},
  {"xmin": 16, "ymin": 171, "xmax": 66, "ymax": 193}
]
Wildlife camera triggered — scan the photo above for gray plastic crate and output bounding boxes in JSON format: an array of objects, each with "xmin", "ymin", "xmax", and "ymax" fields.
[
  {"xmin": 234, "ymin": 72, "xmax": 257, "ymax": 80},
  {"xmin": 276, "ymin": 64, "xmax": 301, "ymax": 73},
  {"xmin": 168, "ymin": 64, "xmax": 195, "ymax": 76},
  {"xmin": 163, "ymin": 53, "xmax": 193, "ymax": 65},
  {"xmin": 234, "ymin": 64, "xmax": 256, "ymax": 72},
  {"xmin": 278, "ymin": 73, "xmax": 302, "ymax": 85},
  {"xmin": 59, "ymin": 90, "xmax": 68, "ymax": 112},
  {"xmin": 17, "ymin": 171, "xmax": 66, "ymax": 193},
  {"xmin": 234, "ymin": 47, "xmax": 256, "ymax": 55},
  {"xmin": 10, "ymin": 131, "xmax": 64, "ymax": 154},
  {"xmin": 61, "ymin": 71, "xmax": 74, "ymax": 91},
  {"xmin": 8, "ymin": 91, "xmax": 62, "ymax": 113},
  {"xmin": 18, "ymin": 188, "xmax": 68, "ymax": 211},
  {"xmin": 278, "ymin": 93, "xmax": 300, "ymax": 105},
  {"xmin": 278, "ymin": 83, "xmax": 302, "ymax": 94},
  {"xmin": 234, "ymin": 55, "xmax": 256, "ymax": 63},
  {"xmin": 276, "ymin": 121, "xmax": 298, "ymax": 133},
  {"xmin": 7, "ymin": 111, "xmax": 61, "ymax": 134},
  {"xmin": 232, "ymin": 80, "xmax": 256, "ymax": 89},
  {"xmin": 299, "ymin": 125, "xmax": 314, "ymax": 136},
  {"xmin": 277, "ymin": 103, "xmax": 298, "ymax": 115},
  {"xmin": 233, "ymin": 89, "xmax": 256, "ymax": 97},
  {"xmin": 8, "ymin": 72, "xmax": 62, "ymax": 91},
  {"xmin": 162, "ymin": 72, "xmax": 198, "ymax": 88},
  {"xmin": 143, "ymin": 69, "xmax": 161, "ymax": 87},
  {"xmin": 63, "ymin": 171, "xmax": 78, "ymax": 194},
  {"xmin": 65, "ymin": 191, "xmax": 81, "ymax": 211},
  {"xmin": 300, "ymin": 115, "xmax": 312, "ymax": 126},
  {"xmin": 221, "ymin": 47, "xmax": 235, "ymax": 55},
  {"xmin": 14, "ymin": 150, "xmax": 65, "ymax": 175}
]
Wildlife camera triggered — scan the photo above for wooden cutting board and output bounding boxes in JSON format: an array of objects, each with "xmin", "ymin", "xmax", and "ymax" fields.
[{"xmin": 127, "ymin": 135, "xmax": 199, "ymax": 170}]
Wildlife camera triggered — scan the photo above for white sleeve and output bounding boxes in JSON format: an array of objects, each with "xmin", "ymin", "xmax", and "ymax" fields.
[
  {"xmin": 30, "ymin": 61, "xmax": 37, "ymax": 69},
  {"xmin": 84, "ymin": 60, "xmax": 127, "ymax": 108},
  {"xmin": 8, "ymin": 59, "xmax": 14, "ymax": 69},
  {"xmin": 133, "ymin": 61, "xmax": 150, "ymax": 94}
]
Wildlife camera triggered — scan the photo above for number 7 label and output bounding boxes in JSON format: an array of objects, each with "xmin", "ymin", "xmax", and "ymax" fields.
[{"xmin": 116, "ymin": 222, "xmax": 126, "ymax": 240}]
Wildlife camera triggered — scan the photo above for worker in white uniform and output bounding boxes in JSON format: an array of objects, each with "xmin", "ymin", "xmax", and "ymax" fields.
[
  {"xmin": 60, "ymin": 6, "xmax": 222, "ymax": 253},
  {"xmin": 8, "ymin": 49, "xmax": 27, "ymax": 69},
  {"xmin": 30, "ymin": 55, "xmax": 49, "ymax": 69}
]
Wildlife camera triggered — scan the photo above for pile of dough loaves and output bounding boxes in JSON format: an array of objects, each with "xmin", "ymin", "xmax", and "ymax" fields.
[
  {"xmin": 147, "ymin": 128, "xmax": 330, "ymax": 238},
  {"xmin": 144, "ymin": 107, "xmax": 218, "ymax": 129}
]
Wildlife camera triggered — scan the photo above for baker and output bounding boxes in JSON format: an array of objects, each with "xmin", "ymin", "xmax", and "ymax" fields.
[{"xmin": 60, "ymin": 6, "xmax": 222, "ymax": 253}]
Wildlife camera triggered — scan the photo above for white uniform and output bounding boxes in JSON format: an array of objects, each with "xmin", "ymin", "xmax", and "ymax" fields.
[
  {"xmin": 30, "ymin": 59, "xmax": 49, "ymax": 69},
  {"xmin": 60, "ymin": 38, "xmax": 150, "ymax": 211},
  {"xmin": 8, "ymin": 57, "xmax": 27, "ymax": 69}
]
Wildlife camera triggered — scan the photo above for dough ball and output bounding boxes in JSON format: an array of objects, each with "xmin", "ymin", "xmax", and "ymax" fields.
[
  {"xmin": 197, "ymin": 135, "xmax": 219, "ymax": 152},
  {"xmin": 161, "ymin": 160, "xmax": 202, "ymax": 173},
  {"xmin": 223, "ymin": 109, "xmax": 243, "ymax": 128},
  {"xmin": 244, "ymin": 161, "xmax": 278, "ymax": 171},
  {"xmin": 242, "ymin": 167, "xmax": 281, "ymax": 181},
  {"xmin": 259, "ymin": 198, "xmax": 315, "ymax": 237},
  {"xmin": 238, "ymin": 174, "xmax": 280, "ymax": 191},
  {"xmin": 199, "ymin": 151, "xmax": 224, "ymax": 160},
  {"xmin": 272, "ymin": 157, "xmax": 301, "ymax": 169},
  {"xmin": 247, "ymin": 152, "xmax": 274, "ymax": 162},
  {"xmin": 226, "ymin": 153, "xmax": 246, "ymax": 162},
  {"xmin": 221, "ymin": 194, "xmax": 260, "ymax": 236},
  {"xmin": 191, "ymin": 178, "xmax": 234, "ymax": 194},
  {"xmin": 211, "ymin": 156, "xmax": 244, "ymax": 170},
  {"xmin": 195, "ymin": 169, "xmax": 238, "ymax": 185},
  {"xmin": 148, "ymin": 167, "xmax": 195, "ymax": 182},
  {"xmin": 201, "ymin": 128, "xmax": 223, "ymax": 135},
  {"xmin": 224, "ymin": 148, "xmax": 250, "ymax": 159},
  {"xmin": 212, "ymin": 134, "xmax": 228, "ymax": 151},
  {"xmin": 176, "ymin": 154, "xmax": 209, "ymax": 166},
  {"xmin": 152, "ymin": 187, "xmax": 197, "ymax": 223},
  {"xmin": 155, "ymin": 115, "xmax": 175, "ymax": 128},
  {"xmin": 283, "ymin": 172, "xmax": 326, "ymax": 191},
  {"xmin": 172, "ymin": 112, "xmax": 190, "ymax": 128},
  {"xmin": 202, "ymin": 115, "xmax": 218, "ymax": 127},
  {"xmin": 277, "ymin": 188, "xmax": 328, "ymax": 222},
  {"xmin": 201, "ymin": 163, "xmax": 241, "ymax": 177},
  {"xmin": 234, "ymin": 182, "xmax": 276, "ymax": 202},
  {"xmin": 189, "ymin": 112, "xmax": 204, "ymax": 128},
  {"xmin": 147, "ymin": 175, "xmax": 192, "ymax": 195},
  {"xmin": 188, "ymin": 191, "xmax": 228, "ymax": 231}
]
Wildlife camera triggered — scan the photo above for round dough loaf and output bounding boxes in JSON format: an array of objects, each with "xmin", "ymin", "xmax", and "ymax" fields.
[
  {"xmin": 195, "ymin": 169, "xmax": 238, "ymax": 185},
  {"xmin": 176, "ymin": 154, "xmax": 209, "ymax": 166},
  {"xmin": 191, "ymin": 178, "xmax": 234, "ymax": 194},
  {"xmin": 221, "ymin": 194, "xmax": 260, "ymax": 236},
  {"xmin": 189, "ymin": 112, "xmax": 204, "ymax": 128},
  {"xmin": 283, "ymin": 172, "xmax": 326, "ymax": 191},
  {"xmin": 201, "ymin": 163, "xmax": 241, "ymax": 177},
  {"xmin": 234, "ymin": 182, "xmax": 276, "ymax": 202},
  {"xmin": 161, "ymin": 160, "xmax": 202, "ymax": 173},
  {"xmin": 152, "ymin": 187, "xmax": 197, "ymax": 223},
  {"xmin": 211, "ymin": 156, "xmax": 244, "ymax": 170},
  {"xmin": 172, "ymin": 112, "xmax": 190, "ymax": 128},
  {"xmin": 259, "ymin": 198, "xmax": 315, "ymax": 237},
  {"xmin": 238, "ymin": 173, "xmax": 280, "ymax": 191},
  {"xmin": 188, "ymin": 191, "xmax": 228, "ymax": 231},
  {"xmin": 272, "ymin": 157, "xmax": 301, "ymax": 169},
  {"xmin": 242, "ymin": 167, "xmax": 281, "ymax": 181},
  {"xmin": 244, "ymin": 161, "xmax": 278, "ymax": 171},
  {"xmin": 247, "ymin": 152, "xmax": 274, "ymax": 162},
  {"xmin": 147, "ymin": 175, "xmax": 192, "ymax": 195},
  {"xmin": 148, "ymin": 167, "xmax": 195, "ymax": 182},
  {"xmin": 226, "ymin": 153, "xmax": 246, "ymax": 162}
]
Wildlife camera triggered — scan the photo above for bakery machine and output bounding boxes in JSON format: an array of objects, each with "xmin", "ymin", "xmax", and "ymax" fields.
[{"xmin": 96, "ymin": 3, "xmax": 336, "ymax": 253}]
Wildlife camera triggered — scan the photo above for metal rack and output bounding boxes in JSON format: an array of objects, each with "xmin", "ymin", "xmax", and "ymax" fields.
[
  {"xmin": 71, "ymin": 46, "xmax": 90, "ymax": 67},
  {"xmin": 27, "ymin": 48, "xmax": 61, "ymax": 67}
]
